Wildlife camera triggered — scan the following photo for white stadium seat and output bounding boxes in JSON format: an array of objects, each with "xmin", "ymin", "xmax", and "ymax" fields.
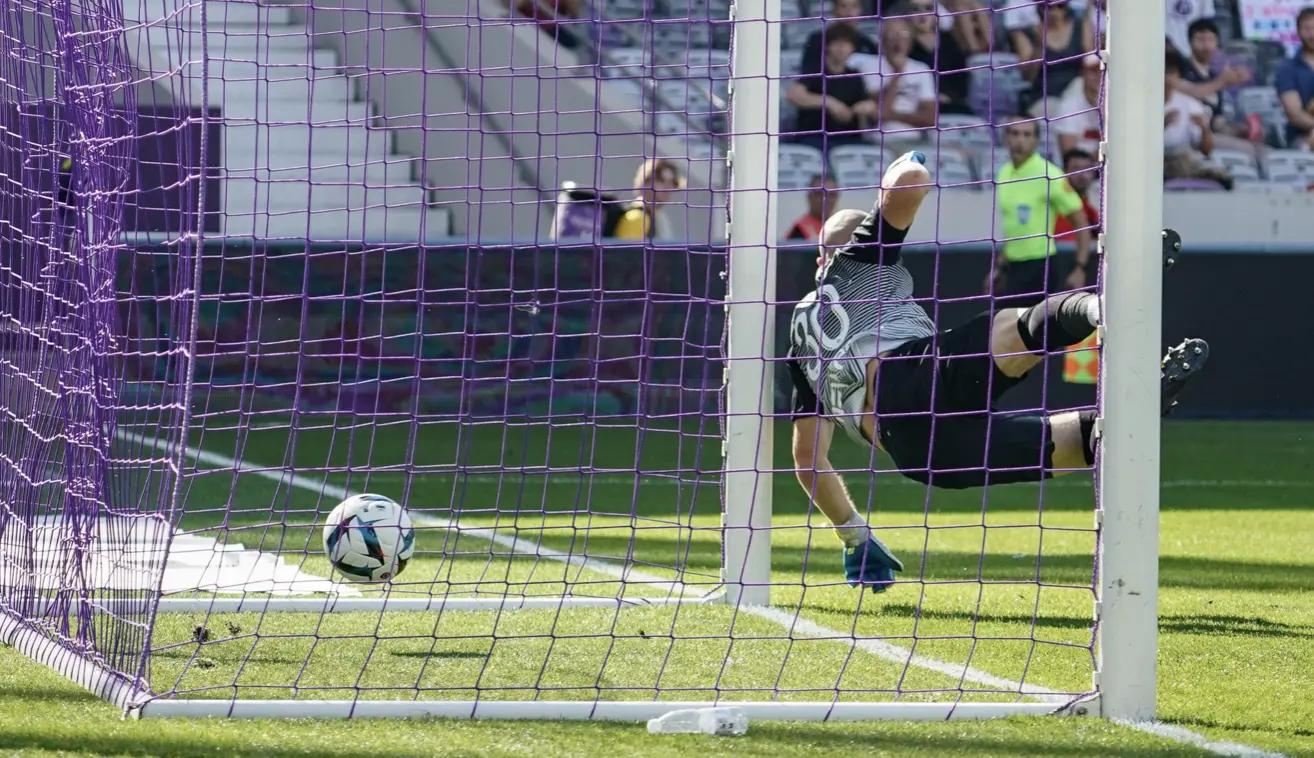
[
  {"xmin": 829, "ymin": 144, "xmax": 885, "ymax": 189},
  {"xmin": 777, "ymin": 143, "xmax": 826, "ymax": 189}
]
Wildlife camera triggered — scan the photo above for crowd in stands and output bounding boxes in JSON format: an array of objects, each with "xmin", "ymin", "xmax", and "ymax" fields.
[
  {"xmin": 778, "ymin": 0, "xmax": 1314, "ymax": 194},
  {"xmin": 541, "ymin": 0, "xmax": 1314, "ymax": 242}
]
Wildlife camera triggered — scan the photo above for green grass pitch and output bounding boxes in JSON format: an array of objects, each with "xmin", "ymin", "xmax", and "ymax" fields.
[{"xmin": 1, "ymin": 420, "xmax": 1311, "ymax": 756}]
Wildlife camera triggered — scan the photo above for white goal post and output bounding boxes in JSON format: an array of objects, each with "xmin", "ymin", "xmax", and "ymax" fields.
[{"xmin": 1096, "ymin": 0, "xmax": 1166, "ymax": 723}]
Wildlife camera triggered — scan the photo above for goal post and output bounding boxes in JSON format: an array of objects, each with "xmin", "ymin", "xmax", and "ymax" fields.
[
  {"xmin": 0, "ymin": 0, "xmax": 1165, "ymax": 724},
  {"xmin": 1097, "ymin": 0, "xmax": 1166, "ymax": 723},
  {"xmin": 723, "ymin": 0, "xmax": 780, "ymax": 608}
]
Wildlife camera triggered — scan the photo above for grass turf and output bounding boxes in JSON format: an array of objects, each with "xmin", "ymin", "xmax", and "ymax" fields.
[{"xmin": 1, "ymin": 419, "xmax": 1311, "ymax": 756}]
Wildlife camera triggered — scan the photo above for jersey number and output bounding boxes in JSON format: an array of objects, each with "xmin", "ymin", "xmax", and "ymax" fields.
[{"xmin": 791, "ymin": 284, "xmax": 851, "ymax": 384}]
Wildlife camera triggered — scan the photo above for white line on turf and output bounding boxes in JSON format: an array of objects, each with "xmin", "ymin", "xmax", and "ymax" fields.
[
  {"xmin": 1115, "ymin": 720, "xmax": 1288, "ymax": 758},
  {"xmin": 124, "ymin": 431, "xmax": 1290, "ymax": 754},
  {"xmin": 408, "ymin": 515, "xmax": 704, "ymax": 599},
  {"xmin": 118, "ymin": 431, "xmax": 705, "ymax": 599},
  {"xmin": 745, "ymin": 605, "xmax": 1068, "ymax": 703}
]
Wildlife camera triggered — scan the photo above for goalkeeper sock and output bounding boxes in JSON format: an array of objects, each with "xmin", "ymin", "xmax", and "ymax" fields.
[
  {"xmin": 835, "ymin": 513, "xmax": 871, "ymax": 548},
  {"xmin": 1016, "ymin": 292, "xmax": 1100, "ymax": 352},
  {"xmin": 1080, "ymin": 409, "xmax": 1097, "ymax": 466}
]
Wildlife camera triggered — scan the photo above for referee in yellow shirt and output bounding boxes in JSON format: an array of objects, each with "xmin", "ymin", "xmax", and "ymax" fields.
[{"xmin": 989, "ymin": 117, "xmax": 1093, "ymax": 306}]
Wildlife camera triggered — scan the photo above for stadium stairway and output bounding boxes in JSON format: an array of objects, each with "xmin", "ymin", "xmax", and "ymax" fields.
[{"xmin": 124, "ymin": 0, "xmax": 452, "ymax": 241}]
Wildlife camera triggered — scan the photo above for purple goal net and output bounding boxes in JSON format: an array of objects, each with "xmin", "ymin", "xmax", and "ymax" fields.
[{"xmin": 0, "ymin": 0, "xmax": 1111, "ymax": 720}]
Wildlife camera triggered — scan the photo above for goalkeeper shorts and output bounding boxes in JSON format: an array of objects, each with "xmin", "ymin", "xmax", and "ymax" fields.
[{"xmin": 874, "ymin": 311, "xmax": 1054, "ymax": 490}]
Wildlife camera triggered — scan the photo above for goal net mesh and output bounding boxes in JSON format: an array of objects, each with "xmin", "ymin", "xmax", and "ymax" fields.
[{"xmin": 0, "ymin": 0, "xmax": 1105, "ymax": 714}]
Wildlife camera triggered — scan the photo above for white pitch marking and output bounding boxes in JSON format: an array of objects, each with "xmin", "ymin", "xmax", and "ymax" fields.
[
  {"xmin": 408, "ymin": 514, "xmax": 705, "ymax": 599},
  {"xmin": 121, "ymin": 432, "xmax": 1291, "ymax": 754},
  {"xmin": 745, "ymin": 604, "xmax": 1068, "ymax": 703},
  {"xmin": 118, "ymin": 431, "xmax": 705, "ymax": 599},
  {"xmin": 1115, "ymin": 719, "xmax": 1289, "ymax": 758}
]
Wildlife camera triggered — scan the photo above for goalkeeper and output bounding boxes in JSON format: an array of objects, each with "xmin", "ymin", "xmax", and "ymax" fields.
[{"xmin": 787, "ymin": 150, "xmax": 1208, "ymax": 593}]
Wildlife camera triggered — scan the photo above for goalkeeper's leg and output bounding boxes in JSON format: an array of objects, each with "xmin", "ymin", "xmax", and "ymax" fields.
[{"xmin": 873, "ymin": 298, "xmax": 1209, "ymax": 487}]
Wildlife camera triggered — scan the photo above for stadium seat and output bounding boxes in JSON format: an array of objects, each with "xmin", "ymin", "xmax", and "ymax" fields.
[
  {"xmin": 652, "ymin": 23, "xmax": 713, "ymax": 54},
  {"xmin": 965, "ymin": 142, "xmax": 1003, "ymax": 181},
  {"xmin": 601, "ymin": 47, "xmax": 648, "ymax": 79},
  {"xmin": 921, "ymin": 146, "xmax": 975, "ymax": 187},
  {"xmin": 1209, "ymin": 148, "xmax": 1260, "ymax": 180},
  {"xmin": 966, "ymin": 52, "xmax": 1026, "ymax": 124},
  {"xmin": 936, "ymin": 114, "xmax": 994, "ymax": 153},
  {"xmin": 1263, "ymin": 150, "xmax": 1314, "ymax": 188},
  {"xmin": 777, "ymin": 143, "xmax": 827, "ymax": 189},
  {"xmin": 601, "ymin": 0, "xmax": 649, "ymax": 20},
  {"xmin": 1237, "ymin": 86, "xmax": 1288, "ymax": 144},
  {"xmin": 829, "ymin": 144, "xmax": 885, "ymax": 189},
  {"xmin": 1164, "ymin": 177, "xmax": 1228, "ymax": 192},
  {"xmin": 685, "ymin": 48, "xmax": 731, "ymax": 101}
]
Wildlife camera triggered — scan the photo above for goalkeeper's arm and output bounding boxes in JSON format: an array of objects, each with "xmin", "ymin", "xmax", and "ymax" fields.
[{"xmin": 792, "ymin": 416, "xmax": 862, "ymax": 531}]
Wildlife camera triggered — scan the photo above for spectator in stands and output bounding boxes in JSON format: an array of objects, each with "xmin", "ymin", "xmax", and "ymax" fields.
[
  {"xmin": 1017, "ymin": 1, "xmax": 1089, "ymax": 115},
  {"xmin": 944, "ymin": 0, "xmax": 992, "ymax": 53},
  {"xmin": 1164, "ymin": 48, "xmax": 1233, "ymax": 188},
  {"xmin": 1054, "ymin": 148, "xmax": 1099, "ymax": 239},
  {"xmin": 1005, "ymin": 1, "xmax": 1104, "ymax": 65},
  {"xmin": 1001, "ymin": 0, "xmax": 1042, "ymax": 62},
  {"xmin": 786, "ymin": 175, "xmax": 840, "ymax": 241},
  {"xmin": 1165, "ymin": 0, "xmax": 1215, "ymax": 59},
  {"xmin": 904, "ymin": 0, "xmax": 974, "ymax": 114},
  {"xmin": 799, "ymin": 0, "xmax": 878, "ymax": 76},
  {"xmin": 614, "ymin": 158, "xmax": 684, "ymax": 240},
  {"xmin": 988, "ymin": 116, "xmax": 1093, "ymax": 305},
  {"xmin": 1276, "ymin": 7, "xmax": 1314, "ymax": 151},
  {"xmin": 787, "ymin": 22, "xmax": 877, "ymax": 153},
  {"xmin": 1085, "ymin": 0, "xmax": 1106, "ymax": 51},
  {"xmin": 1055, "ymin": 54, "xmax": 1103, "ymax": 156},
  {"xmin": 1176, "ymin": 19, "xmax": 1264, "ymax": 153},
  {"xmin": 848, "ymin": 14, "xmax": 938, "ymax": 130}
]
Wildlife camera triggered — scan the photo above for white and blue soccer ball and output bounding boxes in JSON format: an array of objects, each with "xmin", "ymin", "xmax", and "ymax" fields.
[{"xmin": 322, "ymin": 494, "xmax": 415, "ymax": 582}]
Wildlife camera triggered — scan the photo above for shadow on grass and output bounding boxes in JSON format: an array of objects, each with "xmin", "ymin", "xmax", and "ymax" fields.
[
  {"xmin": 1165, "ymin": 716, "xmax": 1314, "ymax": 739},
  {"xmin": 876, "ymin": 603, "xmax": 1092, "ymax": 630},
  {"xmin": 0, "ymin": 684, "xmax": 102, "ymax": 705},
  {"xmin": 0, "ymin": 732, "xmax": 390, "ymax": 758},
  {"xmin": 390, "ymin": 650, "xmax": 489, "ymax": 660},
  {"xmin": 1159, "ymin": 613, "xmax": 1314, "ymax": 640},
  {"xmin": 738, "ymin": 723, "xmax": 1209, "ymax": 756}
]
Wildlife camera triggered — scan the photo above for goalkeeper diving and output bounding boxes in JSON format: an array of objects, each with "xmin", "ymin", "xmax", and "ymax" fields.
[{"xmin": 788, "ymin": 150, "xmax": 1208, "ymax": 593}]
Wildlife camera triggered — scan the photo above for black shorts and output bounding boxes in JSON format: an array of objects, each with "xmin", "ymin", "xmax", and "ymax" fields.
[
  {"xmin": 874, "ymin": 311, "xmax": 1053, "ymax": 489},
  {"xmin": 1000, "ymin": 257, "xmax": 1059, "ymax": 308}
]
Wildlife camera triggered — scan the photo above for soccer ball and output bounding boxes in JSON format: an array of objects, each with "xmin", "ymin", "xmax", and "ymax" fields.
[{"xmin": 322, "ymin": 494, "xmax": 415, "ymax": 582}]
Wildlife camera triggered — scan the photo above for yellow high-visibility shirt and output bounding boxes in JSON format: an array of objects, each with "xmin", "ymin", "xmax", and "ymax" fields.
[
  {"xmin": 613, "ymin": 205, "xmax": 650, "ymax": 240},
  {"xmin": 996, "ymin": 153, "xmax": 1083, "ymax": 262}
]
